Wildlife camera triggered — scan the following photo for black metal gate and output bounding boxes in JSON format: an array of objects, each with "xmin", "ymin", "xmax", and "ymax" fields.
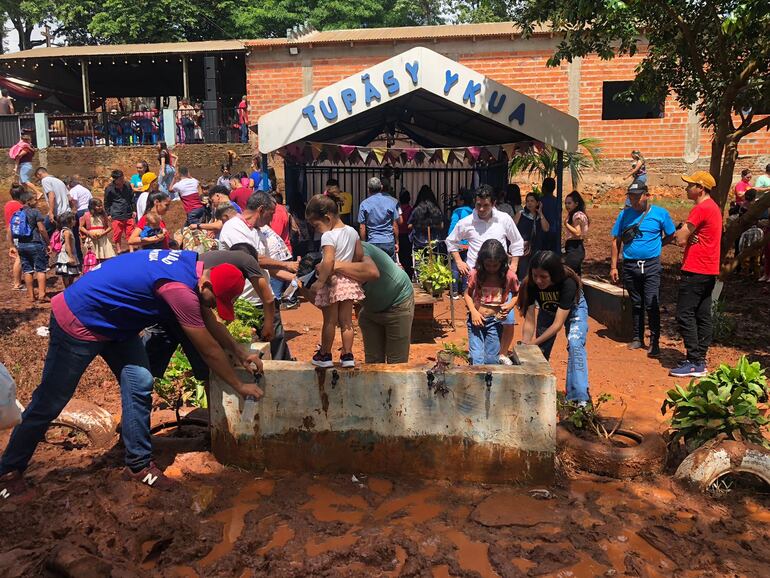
[{"xmin": 284, "ymin": 161, "xmax": 508, "ymax": 220}]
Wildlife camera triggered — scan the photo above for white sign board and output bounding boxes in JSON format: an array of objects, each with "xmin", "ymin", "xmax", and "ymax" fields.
[{"xmin": 258, "ymin": 46, "xmax": 579, "ymax": 154}]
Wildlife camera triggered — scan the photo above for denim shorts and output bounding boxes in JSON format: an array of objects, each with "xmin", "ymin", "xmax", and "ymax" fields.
[
  {"xmin": 19, "ymin": 162, "xmax": 34, "ymax": 184},
  {"xmin": 17, "ymin": 242, "xmax": 48, "ymax": 273},
  {"xmin": 501, "ymin": 293, "xmax": 516, "ymax": 326}
]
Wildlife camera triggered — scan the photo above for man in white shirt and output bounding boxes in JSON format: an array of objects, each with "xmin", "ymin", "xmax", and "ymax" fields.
[
  {"xmin": 445, "ymin": 184, "xmax": 525, "ymax": 364},
  {"xmin": 171, "ymin": 166, "xmax": 205, "ymax": 224},
  {"xmin": 219, "ymin": 191, "xmax": 298, "ymax": 360},
  {"xmin": 67, "ymin": 175, "xmax": 93, "ymax": 262},
  {"xmin": 35, "ymin": 167, "xmax": 74, "ymax": 232}
]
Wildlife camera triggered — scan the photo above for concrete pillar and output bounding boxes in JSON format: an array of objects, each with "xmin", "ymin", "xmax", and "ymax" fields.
[
  {"xmin": 556, "ymin": 149, "xmax": 564, "ymax": 254},
  {"xmin": 683, "ymin": 105, "xmax": 701, "ymax": 164},
  {"xmin": 162, "ymin": 109, "xmax": 176, "ymax": 146},
  {"xmin": 80, "ymin": 59, "xmax": 91, "ymax": 112},
  {"xmin": 302, "ymin": 58, "xmax": 313, "ymax": 96},
  {"xmin": 567, "ymin": 57, "xmax": 582, "ymax": 118},
  {"xmin": 34, "ymin": 112, "xmax": 49, "ymax": 149}
]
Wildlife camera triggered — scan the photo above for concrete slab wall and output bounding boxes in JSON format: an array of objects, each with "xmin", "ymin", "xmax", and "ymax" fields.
[
  {"xmin": 582, "ymin": 278, "xmax": 633, "ymax": 341},
  {"xmin": 210, "ymin": 345, "xmax": 556, "ymax": 484}
]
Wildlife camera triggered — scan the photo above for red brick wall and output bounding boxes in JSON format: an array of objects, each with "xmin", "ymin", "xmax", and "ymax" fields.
[{"xmin": 244, "ymin": 40, "xmax": 770, "ymax": 171}]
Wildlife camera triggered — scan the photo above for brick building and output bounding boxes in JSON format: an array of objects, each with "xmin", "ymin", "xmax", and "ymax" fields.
[{"xmin": 245, "ymin": 22, "xmax": 770, "ymax": 190}]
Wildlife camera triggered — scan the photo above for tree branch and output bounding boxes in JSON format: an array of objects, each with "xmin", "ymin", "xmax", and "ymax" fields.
[
  {"xmin": 652, "ymin": 0, "xmax": 709, "ymax": 88},
  {"xmin": 734, "ymin": 113, "xmax": 770, "ymax": 141}
]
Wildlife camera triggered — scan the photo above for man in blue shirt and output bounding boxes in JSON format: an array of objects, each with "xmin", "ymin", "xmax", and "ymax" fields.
[
  {"xmin": 610, "ymin": 180, "xmax": 676, "ymax": 357},
  {"xmin": 358, "ymin": 177, "xmax": 399, "ymax": 261}
]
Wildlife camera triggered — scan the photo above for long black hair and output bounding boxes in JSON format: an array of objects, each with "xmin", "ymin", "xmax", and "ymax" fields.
[
  {"xmin": 517, "ymin": 250, "xmax": 582, "ymax": 313},
  {"xmin": 566, "ymin": 190, "xmax": 588, "ymax": 225},
  {"xmin": 474, "ymin": 239, "xmax": 509, "ymax": 290}
]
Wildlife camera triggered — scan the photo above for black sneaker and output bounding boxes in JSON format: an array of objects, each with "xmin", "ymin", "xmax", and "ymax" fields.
[
  {"xmin": 648, "ymin": 342, "xmax": 661, "ymax": 358},
  {"xmin": 340, "ymin": 353, "xmax": 355, "ymax": 368},
  {"xmin": 122, "ymin": 462, "xmax": 177, "ymax": 491},
  {"xmin": 628, "ymin": 339, "xmax": 645, "ymax": 350},
  {"xmin": 312, "ymin": 352, "xmax": 334, "ymax": 368},
  {"xmin": 0, "ymin": 470, "xmax": 34, "ymax": 503}
]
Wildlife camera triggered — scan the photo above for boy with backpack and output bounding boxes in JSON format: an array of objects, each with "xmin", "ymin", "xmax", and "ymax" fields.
[{"xmin": 10, "ymin": 191, "xmax": 50, "ymax": 304}]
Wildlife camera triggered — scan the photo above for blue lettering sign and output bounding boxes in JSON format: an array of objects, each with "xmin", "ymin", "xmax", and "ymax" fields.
[
  {"xmin": 383, "ymin": 70, "xmax": 400, "ymax": 96},
  {"xmin": 509, "ymin": 103, "xmax": 526, "ymax": 126},
  {"xmin": 444, "ymin": 70, "xmax": 459, "ymax": 95},
  {"xmin": 488, "ymin": 91, "xmax": 506, "ymax": 114},
  {"xmin": 463, "ymin": 80, "xmax": 482, "ymax": 106},
  {"xmin": 340, "ymin": 88, "xmax": 357, "ymax": 114},
  {"xmin": 361, "ymin": 73, "xmax": 381, "ymax": 105},
  {"xmin": 319, "ymin": 96, "xmax": 338, "ymax": 122},
  {"xmin": 302, "ymin": 105, "xmax": 318, "ymax": 129},
  {"xmin": 405, "ymin": 61, "xmax": 419, "ymax": 85}
]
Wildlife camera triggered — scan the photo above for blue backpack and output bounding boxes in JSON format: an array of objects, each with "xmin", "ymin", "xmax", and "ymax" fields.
[{"xmin": 10, "ymin": 208, "xmax": 33, "ymax": 239}]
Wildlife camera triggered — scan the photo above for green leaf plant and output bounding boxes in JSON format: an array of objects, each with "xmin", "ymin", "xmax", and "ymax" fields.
[{"xmin": 661, "ymin": 356, "xmax": 770, "ymax": 452}]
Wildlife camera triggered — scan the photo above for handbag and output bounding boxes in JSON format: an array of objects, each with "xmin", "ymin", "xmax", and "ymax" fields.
[{"xmin": 620, "ymin": 205, "xmax": 651, "ymax": 245}]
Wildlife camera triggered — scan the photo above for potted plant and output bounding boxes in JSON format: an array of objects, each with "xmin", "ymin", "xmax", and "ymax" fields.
[
  {"xmin": 661, "ymin": 357, "xmax": 770, "ymax": 489},
  {"xmin": 557, "ymin": 393, "xmax": 667, "ymax": 478},
  {"xmin": 414, "ymin": 242, "xmax": 452, "ymax": 297}
]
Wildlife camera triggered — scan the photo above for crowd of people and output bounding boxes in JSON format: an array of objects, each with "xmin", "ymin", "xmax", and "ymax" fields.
[{"xmin": 0, "ymin": 136, "xmax": 757, "ymax": 497}]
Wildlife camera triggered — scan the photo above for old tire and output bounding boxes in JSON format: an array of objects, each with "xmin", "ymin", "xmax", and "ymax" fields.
[
  {"xmin": 50, "ymin": 399, "xmax": 117, "ymax": 448},
  {"xmin": 674, "ymin": 439, "xmax": 770, "ymax": 490},
  {"xmin": 557, "ymin": 421, "xmax": 667, "ymax": 478}
]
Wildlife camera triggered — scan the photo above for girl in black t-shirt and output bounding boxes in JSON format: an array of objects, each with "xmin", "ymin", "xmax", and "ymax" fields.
[{"xmin": 518, "ymin": 251, "xmax": 590, "ymax": 404}]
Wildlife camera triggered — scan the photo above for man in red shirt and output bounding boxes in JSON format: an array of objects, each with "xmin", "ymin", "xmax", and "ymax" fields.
[
  {"xmin": 229, "ymin": 176, "xmax": 253, "ymax": 211},
  {"xmin": 670, "ymin": 171, "xmax": 722, "ymax": 378}
]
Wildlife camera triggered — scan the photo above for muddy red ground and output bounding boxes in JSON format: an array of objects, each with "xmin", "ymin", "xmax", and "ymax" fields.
[{"xmin": 1, "ymin": 200, "xmax": 769, "ymax": 577}]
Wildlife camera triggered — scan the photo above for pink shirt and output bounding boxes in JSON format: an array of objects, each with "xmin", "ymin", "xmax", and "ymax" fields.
[
  {"xmin": 466, "ymin": 268, "xmax": 519, "ymax": 308},
  {"xmin": 52, "ymin": 262, "xmax": 206, "ymax": 341}
]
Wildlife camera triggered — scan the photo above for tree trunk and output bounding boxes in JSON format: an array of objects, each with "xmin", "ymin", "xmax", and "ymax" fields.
[{"xmin": 714, "ymin": 137, "xmax": 739, "ymax": 210}]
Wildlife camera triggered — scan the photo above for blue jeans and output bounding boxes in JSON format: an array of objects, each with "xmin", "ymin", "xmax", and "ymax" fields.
[
  {"xmin": 371, "ymin": 242, "xmax": 397, "ymax": 262},
  {"xmin": 0, "ymin": 314, "xmax": 156, "ymax": 474},
  {"xmin": 467, "ymin": 315, "xmax": 503, "ymax": 365},
  {"xmin": 240, "ymin": 123, "xmax": 249, "ymax": 143},
  {"xmin": 451, "ymin": 250, "xmax": 468, "ymax": 296},
  {"xmin": 537, "ymin": 296, "xmax": 590, "ymax": 402},
  {"xmin": 159, "ymin": 164, "xmax": 176, "ymax": 196}
]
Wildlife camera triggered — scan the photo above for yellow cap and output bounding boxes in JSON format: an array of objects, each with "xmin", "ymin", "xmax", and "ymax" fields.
[
  {"xmin": 681, "ymin": 171, "xmax": 716, "ymax": 191},
  {"xmin": 141, "ymin": 172, "xmax": 158, "ymax": 191}
]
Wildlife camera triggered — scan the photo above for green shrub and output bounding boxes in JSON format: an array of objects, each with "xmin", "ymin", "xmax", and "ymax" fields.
[
  {"xmin": 558, "ymin": 392, "xmax": 622, "ymax": 438},
  {"xmin": 233, "ymin": 298, "xmax": 263, "ymax": 330},
  {"xmin": 154, "ymin": 347, "xmax": 207, "ymax": 410},
  {"xmin": 414, "ymin": 242, "xmax": 452, "ymax": 295},
  {"xmin": 661, "ymin": 356, "xmax": 769, "ymax": 451}
]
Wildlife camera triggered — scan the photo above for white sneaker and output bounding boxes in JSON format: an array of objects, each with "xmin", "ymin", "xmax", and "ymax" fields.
[{"xmin": 498, "ymin": 354, "xmax": 513, "ymax": 366}]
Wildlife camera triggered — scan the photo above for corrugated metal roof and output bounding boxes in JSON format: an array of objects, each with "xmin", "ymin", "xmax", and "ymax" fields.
[
  {"xmin": 246, "ymin": 22, "xmax": 548, "ymax": 47},
  {"xmin": 0, "ymin": 40, "xmax": 246, "ymax": 60}
]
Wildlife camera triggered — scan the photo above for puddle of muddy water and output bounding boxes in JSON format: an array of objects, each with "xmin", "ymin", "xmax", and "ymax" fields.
[
  {"xmin": 444, "ymin": 528, "xmax": 499, "ymax": 578},
  {"xmin": 373, "ymin": 488, "xmax": 444, "ymax": 524},
  {"xmin": 304, "ymin": 528, "xmax": 361, "ymax": 557},
  {"xmin": 301, "ymin": 484, "xmax": 369, "ymax": 524},
  {"xmin": 258, "ymin": 523, "xmax": 295, "ymax": 555}
]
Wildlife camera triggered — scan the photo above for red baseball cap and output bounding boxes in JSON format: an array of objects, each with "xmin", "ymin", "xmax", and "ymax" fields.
[{"xmin": 209, "ymin": 263, "xmax": 245, "ymax": 321}]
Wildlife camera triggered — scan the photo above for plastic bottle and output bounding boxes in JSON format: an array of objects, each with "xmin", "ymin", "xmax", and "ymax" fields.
[{"xmin": 241, "ymin": 395, "xmax": 258, "ymax": 426}]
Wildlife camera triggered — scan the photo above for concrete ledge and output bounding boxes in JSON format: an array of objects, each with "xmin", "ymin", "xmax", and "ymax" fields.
[
  {"xmin": 210, "ymin": 345, "xmax": 556, "ymax": 484},
  {"xmin": 582, "ymin": 278, "xmax": 633, "ymax": 341}
]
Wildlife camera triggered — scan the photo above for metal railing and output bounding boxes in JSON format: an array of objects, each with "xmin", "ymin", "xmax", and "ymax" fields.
[{"xmin": 172, "ymin": 106, "xmax": 245, "ymax": 145}]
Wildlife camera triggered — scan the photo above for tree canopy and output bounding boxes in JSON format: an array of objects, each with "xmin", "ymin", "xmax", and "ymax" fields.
[{"xmin": 510, "ymin": 0, "xmax": 770, "ymax": 265}]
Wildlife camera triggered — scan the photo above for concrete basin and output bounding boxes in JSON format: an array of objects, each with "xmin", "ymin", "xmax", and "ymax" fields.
[{"xmin": 209, "ymin": 345, "xmax": 556, "ymax": 484}]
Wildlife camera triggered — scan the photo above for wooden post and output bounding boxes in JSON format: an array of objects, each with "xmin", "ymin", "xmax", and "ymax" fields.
[
  {"xmin": 80, "ymin": 59, "xmax": 91, "ymax": 112},
  {"xmin": 182, "ymin": 57, "xmax": 190, "ymax": 100},
  {"xmin": 556, "ymin": 150, "xmax": 564, "ymax": 256}
]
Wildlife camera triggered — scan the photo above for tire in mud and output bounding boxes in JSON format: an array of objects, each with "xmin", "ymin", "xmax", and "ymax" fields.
[
  {"xmin": 50, "ymin": 399, "xmax": 117, "ymax": 448},
  {"xmin": 674, "ymin": 439, "xmax": 770, "ymax": 491},
  {"xmin": 557, "ymin": 421, "xmax": 667, "ymax": 478}
]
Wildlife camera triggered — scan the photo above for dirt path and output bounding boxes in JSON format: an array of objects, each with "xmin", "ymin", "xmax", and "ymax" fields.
[{"xmin": 1, "ymin": 203, "xmax": 769, "ymax": 576}]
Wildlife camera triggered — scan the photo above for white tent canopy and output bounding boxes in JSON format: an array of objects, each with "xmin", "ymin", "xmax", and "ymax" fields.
[{"xmin": 258, "ymin": 46, "xmax": 579, "ymax": 154}]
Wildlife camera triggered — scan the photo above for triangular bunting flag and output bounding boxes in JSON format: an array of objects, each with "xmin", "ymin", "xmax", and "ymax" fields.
[
  {"xmin": 358, "ymin": 148, "xmax": 371, "ymax": 163},
  {"xmin": 339, "ymin": 145, "xmax": 356, "ymax": 159},
  {"xmin": 466, "ymin": 146, "xmax": 481, "ymax": 161},
  {"xmin": 405, "ymin": 148, "xmax": 419, "ymax": 162},
  {"xmin": 372, "ymin": 147, "xmax": 387, "ymax": 164},
  {"xmin": 502, "ymin": 143, "xmax": 516, "ymax": 159},
  {"xmin": 310, "ymin": 143, "xmax": 323, "ymax": 161},
  {"xmin": 440, "ymin": 149, "xmax": 451, "ymax": 164},
  {"xmin": 485, "ymin": 145, "xmax": 501, "ymax": 161}
]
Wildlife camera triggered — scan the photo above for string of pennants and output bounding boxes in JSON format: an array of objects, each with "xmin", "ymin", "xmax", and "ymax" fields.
[{"xmin": 276, "ymin": 141, "xmax": 541, "ymax": 166}]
